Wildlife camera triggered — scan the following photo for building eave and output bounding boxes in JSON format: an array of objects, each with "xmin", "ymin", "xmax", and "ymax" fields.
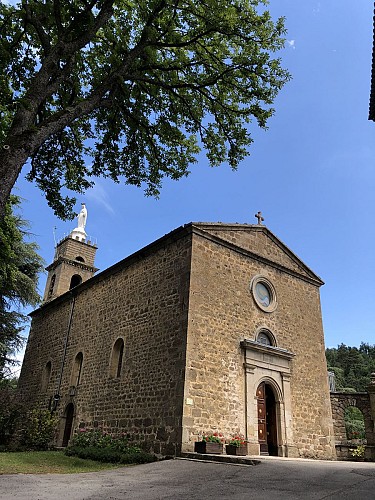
[
  {"xmin": 30, "ymin": 223, "xmax": 194, "ymax": 316},
  {"xmin": 30, "ymin": 221, "xmax": 324, "ymax": 317}
]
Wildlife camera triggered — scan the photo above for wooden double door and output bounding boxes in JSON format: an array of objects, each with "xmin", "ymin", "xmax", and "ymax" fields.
[{"xmin": 256, "ymin": 382, "xmax": 278, "ymax": 456}]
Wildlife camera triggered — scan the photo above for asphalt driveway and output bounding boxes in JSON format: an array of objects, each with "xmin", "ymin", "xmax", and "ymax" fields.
[{"xmin": 1, "ymin": 456, "xmax": 374, "ymax": 499}]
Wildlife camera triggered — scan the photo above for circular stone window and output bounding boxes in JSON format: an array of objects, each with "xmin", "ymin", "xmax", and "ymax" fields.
[{"xmin": 250, "ymin": 276, "xmax": 277, "ymax": 313}]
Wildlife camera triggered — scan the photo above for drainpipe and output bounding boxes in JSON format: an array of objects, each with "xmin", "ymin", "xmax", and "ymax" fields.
[{"xmin": 52, "ymin": 293, "xmax": 76, "ymax": 412}]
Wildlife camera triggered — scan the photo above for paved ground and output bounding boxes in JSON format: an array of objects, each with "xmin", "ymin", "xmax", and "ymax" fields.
[{"xmin": 1, "ymin": 456, "xmax": 375, "ymax": 499}]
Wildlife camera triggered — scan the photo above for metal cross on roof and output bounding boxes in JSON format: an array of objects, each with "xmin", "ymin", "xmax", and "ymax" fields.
[{"xmin": 255, "ymin": 211, "xmax": 264, "ymax": 225}]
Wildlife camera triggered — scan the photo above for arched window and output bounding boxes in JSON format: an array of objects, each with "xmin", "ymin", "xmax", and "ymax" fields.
[
  {"xmin": 71, "ymin": 352, "xmax": 83, "ymax": 387},
  {"xmin": 41, "ymin": 361, "xmax": 51, "ymax": 391},
  {"xmin": 75, "ymin": 256, "xmax": 85, "ymax": 262},
  {"xmin": 47, "ymin": 274, "xmax": 56, "ymax": 298},
  {"xmin": 69, "ymin": 274, "xmax": 82, "ymax": 289},
  {"xmin": 256, "ymin": 330, "xmax": 276, "ymax": 346},
  {"xmin": 109, "ymin": 338, "xmax": 125, "ymax": 378}
]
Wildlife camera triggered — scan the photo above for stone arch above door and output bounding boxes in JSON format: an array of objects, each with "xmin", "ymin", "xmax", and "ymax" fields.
[{"xmin": 256, "ymin": 375, "xmax": 283, "ymax": 403}]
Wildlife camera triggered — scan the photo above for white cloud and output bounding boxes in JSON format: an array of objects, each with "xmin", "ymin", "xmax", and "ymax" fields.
[
  {"xmin": 287, "ymin": 40, "xmax": 296, "ymax": 50},
  {"xmin": 85, "ymin": 180, "xmax": 115, "ymax": 215}
]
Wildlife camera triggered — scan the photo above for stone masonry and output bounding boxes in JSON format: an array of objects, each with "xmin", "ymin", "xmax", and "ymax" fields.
[
  {"xmin": 330, "ymin": 376, "xmax": 375, "ymax": 460},
  {"xmin": 17, "ymin": 222, "xmax": 336, "ymax": 459},
  {"xmin": 183, "ymin": 224, "xmax": 335, "ymax": 459},
  {"xmin": 43, "ymin": 236, "xmax": 98, "ymax": 302}
]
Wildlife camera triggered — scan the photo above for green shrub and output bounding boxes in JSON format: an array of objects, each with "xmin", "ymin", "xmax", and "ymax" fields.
[
  {"xmin": 21, "ymin": 407, "xmax": 59, "ymax": 450},
  {"xmin": 346, "ymin": 421, "xmax": 366, "ymax": 440},
  {"xmin": 65, "ymin": 445, "xmax": 156, "ymax": 464},
  {"xmin": 66, "ymin": 429, "xmax": 156, "ymax": 464},
  {"xmin": 70, "ymin": 429, "xmax": 135, "ymax": 453},
  {"xmin": 345, "ymin": 406, "xmax": 366, "ymax": 440}
]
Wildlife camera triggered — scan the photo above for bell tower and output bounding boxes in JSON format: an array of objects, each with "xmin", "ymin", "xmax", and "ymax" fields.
[{"xmin": 43, "ymin": 203, "xmax": 98, "ymax": 302}]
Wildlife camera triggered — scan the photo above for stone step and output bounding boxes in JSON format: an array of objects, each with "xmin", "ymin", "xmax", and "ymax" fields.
[{"xmin": 178, "ymin": 452, "xmax": 261, "ymax": 466}]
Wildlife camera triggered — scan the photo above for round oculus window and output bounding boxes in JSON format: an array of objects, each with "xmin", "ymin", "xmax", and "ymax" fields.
[
  {"xmin": 255, "ymin": 282, "xmax": 271, "ymax": 307},
  {"xmin": 250, "ymin": 276, "xmax": 277, "ymax": 313}
]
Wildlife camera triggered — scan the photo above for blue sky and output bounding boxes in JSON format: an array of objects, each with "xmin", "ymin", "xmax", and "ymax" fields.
[{"xmin": 13, "ymin": 1, "xmax": 375, "ymax": 353}]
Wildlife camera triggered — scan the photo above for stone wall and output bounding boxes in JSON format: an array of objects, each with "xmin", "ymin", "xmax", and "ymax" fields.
[
  {"xmin": 55, "ymin": 236, "xmax": 97, "ymax": 263},
  {"xmin": 18, "ymin": 230, "xmax": 192, "ymax": 455},
  {"xmin": 330, "ymin": 390, "xmax": 375, "ymax": 460},
  {"xmin": 17, "ymin": 299, "xmax": 73, "ymax": 409}
]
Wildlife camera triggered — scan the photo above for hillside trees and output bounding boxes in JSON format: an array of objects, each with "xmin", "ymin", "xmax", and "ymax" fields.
[
  {"xmin": 0, "ymin": 196, "xmax": 44, "ymax": 379},
  {"xmin": 326, "ymin": 343, "xmax": 375, "ymax": 392},
  {"xmin": 0, "ymin": 0, "xmax": 290, "ymax": 220}
]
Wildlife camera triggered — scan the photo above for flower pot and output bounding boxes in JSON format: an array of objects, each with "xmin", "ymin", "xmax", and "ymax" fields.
[
  {"xmin": 194, "ymin": 441, "xmax": 223, "ymax": 454},
  {"xmin": 226, "ymin": 444, "xmax": 248, "ymax": 456}
]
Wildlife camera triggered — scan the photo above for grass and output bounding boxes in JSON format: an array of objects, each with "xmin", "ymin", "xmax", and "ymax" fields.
[{"xmin": 0, "ymin": 451, "xmax": 122, "ymax": 474}]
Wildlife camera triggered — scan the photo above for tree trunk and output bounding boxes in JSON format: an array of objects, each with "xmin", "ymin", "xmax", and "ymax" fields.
[{"xmin": 0, "ymin": 147, "xmax": 30, "ymax": 221}]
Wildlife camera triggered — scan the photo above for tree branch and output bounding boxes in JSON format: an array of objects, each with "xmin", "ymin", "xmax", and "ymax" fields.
[
  {"xmin": 53, "ymin": 0, "xmax": 63, "ymax": 37},
  {"xmin": 22, "ymin": 2, "xmax": 51, "ymax": 55}
]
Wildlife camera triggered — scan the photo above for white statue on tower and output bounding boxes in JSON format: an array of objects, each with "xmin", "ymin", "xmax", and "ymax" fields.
[
  {"xmin": 71, "ymin": 203, "xmax": 88, "ymax": 242},
  {"xmin": 77, "ymin": 203, "xmax": 87, "ymax": 229}
]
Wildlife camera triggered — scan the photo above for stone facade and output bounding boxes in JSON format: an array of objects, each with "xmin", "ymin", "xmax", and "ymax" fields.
[
  {"xmin": 17, "ymin": 222, "xmax": 336, "ymax": 458},
  {"xmin": 183, "ymin": 224, "xmax": 335, "ymax": 459}
]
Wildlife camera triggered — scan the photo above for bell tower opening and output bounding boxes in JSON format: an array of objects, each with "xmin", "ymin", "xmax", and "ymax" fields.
[{"xmin": 70, "ymin": 274, "xmax": 83, "ymax": 289}]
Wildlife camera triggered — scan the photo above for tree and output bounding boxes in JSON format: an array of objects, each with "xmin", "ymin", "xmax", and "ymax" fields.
[
  {"xmin": 326, "ymin": 343, "xmax": 375, "ymax": 392},
  {"xmin": 0, "ymin": 377, "xmax": 25, "ymax": 448},
  {"xmin": 0, "ymin": 0, "xmax": 290, "ymax": 220},
  {"xmin": 0, "ymin": 196, "xmax": 44, "ymax": 378}
]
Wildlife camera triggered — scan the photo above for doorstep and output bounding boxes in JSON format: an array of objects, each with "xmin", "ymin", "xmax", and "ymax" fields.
[{"xmin": 177, "ymin": 452, "xmax": 261, "ymax": 466}]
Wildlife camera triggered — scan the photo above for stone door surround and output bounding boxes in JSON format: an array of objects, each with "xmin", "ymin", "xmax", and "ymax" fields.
[{"xmin": 241, "ymin": 339, "xmax": 296, "ymax": 457}]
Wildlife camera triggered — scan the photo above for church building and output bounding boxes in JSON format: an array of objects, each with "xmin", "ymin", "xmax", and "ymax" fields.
[{"xmin": 17, "ymin": 209, "xmax": 336, "ymax": 459}]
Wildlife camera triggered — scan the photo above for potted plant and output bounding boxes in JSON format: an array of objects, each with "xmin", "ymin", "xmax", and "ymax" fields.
[
  {"xmin": 226, "ymin": 434, "xmax": 248, "ymax": 456},
  {"xmin": 194, "ymin": 432, "xmax": 224, "ymax": 454}
]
